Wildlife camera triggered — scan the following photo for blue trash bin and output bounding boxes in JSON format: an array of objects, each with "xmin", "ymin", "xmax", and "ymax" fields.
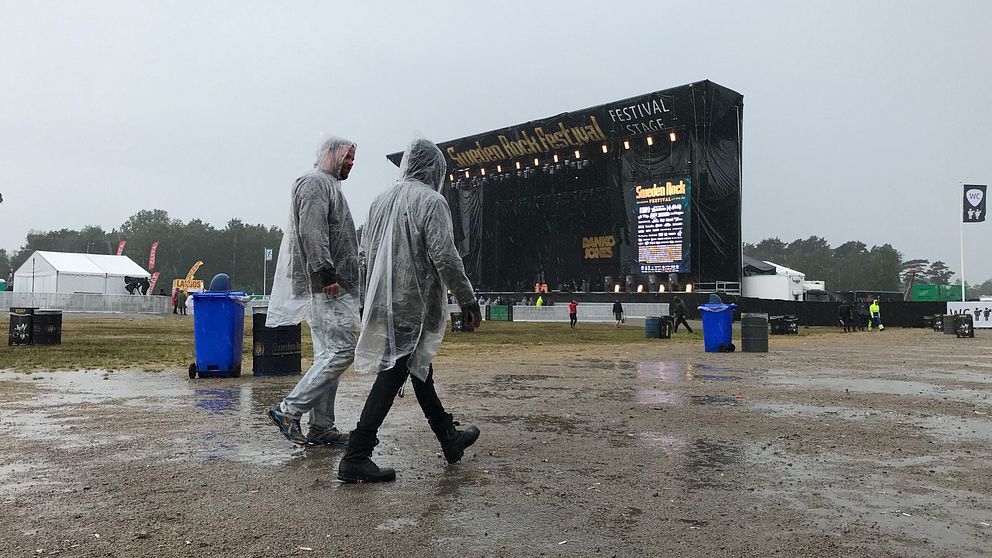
[
  {"xmin": 189, "ymin": 292, "xmax": 248, "ymax": 379},
  {"xmin": 698, "ymin": 303, "xmax": 737, "ymax": 353}
]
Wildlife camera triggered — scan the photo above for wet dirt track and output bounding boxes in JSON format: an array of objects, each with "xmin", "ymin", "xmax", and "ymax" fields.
[{"xmin": 1, "ymin": 328, "xmax": 991, "ymax": 557}]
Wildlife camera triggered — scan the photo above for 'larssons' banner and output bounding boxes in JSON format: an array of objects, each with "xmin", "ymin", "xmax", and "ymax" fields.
[{"xmin": 963, "ymin": 185, "xmax": 986, "ymax": 223}]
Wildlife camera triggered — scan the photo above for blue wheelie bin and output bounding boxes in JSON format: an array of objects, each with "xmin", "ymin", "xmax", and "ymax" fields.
[
  {"xmin": 698, "ymin": 302, "xmax": 737, "ymax": 352},
  {"xmin": 189, "ymin": 291, "xmax": 249, "ymax": 379}
]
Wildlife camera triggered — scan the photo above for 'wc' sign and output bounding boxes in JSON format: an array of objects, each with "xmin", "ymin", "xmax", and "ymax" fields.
[{"xmin": 963, "ymin": 185, "xmax": 986, "ymax": 223}]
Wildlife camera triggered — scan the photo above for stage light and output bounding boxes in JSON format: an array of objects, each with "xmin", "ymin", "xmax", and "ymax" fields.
[
  {"xmin": 685, "ymin": 283, "xmax": 693, "ymax": 293},
  {"xmin": 497, "ymin": 164, "xmax": 502, "ymax": 173},
  {"xmin": 614, "ymin": 284, "xmax": 621, "ymax": 293},
  {"xmin": 669, "ymin": 131, "xmax": 677, "ymax": 142},
  {"xmin": 448, "ymin": 174, "xmax": 454, "ymax": 181},
  {"xmin": 464, "ymin": 170, "xmax": 470, "ymax": 178},
  {"xmin": 623, "ymin": 140, "xmax": 630, "ymax": 150},
  {"xmin": 659, "ymin": 284, "xmax": 666, "ymax": 293},
  {"xmin": 601, "ymin": 144, "xmax": 608, "ymax": 154},
  {"xmin": 646, "ymin": 136, "xmax": 654, "ymax": 146},
  {"xmin": 553, "ymin": 154, "xmax": 559, "ymax": 163},
  {"xmin": 637, "ymin": 284, "xmax": 644, "ymax": 293},
  {"xmin": 574, "ymin": 149, "xmax": 581, "ymax": 159},
  {"xmin": 480, "ymin": 168, "xmax": 486, "ymax": 176},
  {"xmin": 533, "ymin": 157, "xmax": 539, "ymax": 166},
  {"xmin": 515, "ymin": 161, "xmax": 521, "ymax": 170}
]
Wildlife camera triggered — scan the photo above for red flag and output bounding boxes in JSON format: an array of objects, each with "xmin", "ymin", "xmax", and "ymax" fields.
[
  {"xmin": 148, "ymin": 241, "xmax": 160, "ymax": 270},
  {"xmin": 149, "ymin": 272, "xmax": 161, "ymax": 293},
  {"xmin": 116, "ymin": 240, "xmax": 127, "ymax": 256}
]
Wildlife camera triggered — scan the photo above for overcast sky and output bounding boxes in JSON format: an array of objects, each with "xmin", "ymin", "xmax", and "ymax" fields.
[{"xmin": 2, "ymin": 1, "xmax": 990, "ymax": 283}]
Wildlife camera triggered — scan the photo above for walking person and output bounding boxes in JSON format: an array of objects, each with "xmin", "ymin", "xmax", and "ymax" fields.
[
  {"xmin": 172, "ymin": 288, "xmax": 181, "ymax": 314},
  {"xmin": 338, "ymin": 138, "xmax": 481, "ymax": 483},
  {"xmin": 869, "ymin": 298, "xmax": 884, "ymax": 331},
  {"xmin": 265, "ymin": 136, "xmax": 360, "ymax": 446},
  {"xmin": 177, "ymin": 290, "xmax": 188, "ymax": 316},
  {"xmin": 612, "ymin": 299, "xmax": 624, "ymax": 327},
  {"xmin": 568, "ymin": 299, "xmax": 578, "ymax": 328},
  {"xmin": 671, "ymin": 296, "xmax": 693, "ymax": 333}
]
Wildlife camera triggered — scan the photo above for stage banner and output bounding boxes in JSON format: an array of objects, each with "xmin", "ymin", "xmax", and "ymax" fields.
[
  {"xmin": 148, "ymin": 242, "xmax": 160, "ymax": 270},
  {"xmin": 148, "ymin": 272, "xmax": 161, "ymax": 293},
  {"xmin": 946, "ymin": 301, "xmax": 992, "ymax": 329},
  {"xmin": 116, "ymin": 240, "xmax": 127, "ymax": 256},
  {"xmin": 963, "ymin": 185, "xmax": 986, "ymax": 223}
]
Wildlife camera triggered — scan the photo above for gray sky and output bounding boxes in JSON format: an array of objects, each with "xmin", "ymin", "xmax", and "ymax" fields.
[{"xmin": 2, "ymin": 1, "xmax": 990, "ymax": 283}]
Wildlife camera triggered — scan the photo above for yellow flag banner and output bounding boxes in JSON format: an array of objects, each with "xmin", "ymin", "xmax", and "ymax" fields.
[{"xmin": 185, "ymin": 261, "xmax": 203, "ymax": 282}]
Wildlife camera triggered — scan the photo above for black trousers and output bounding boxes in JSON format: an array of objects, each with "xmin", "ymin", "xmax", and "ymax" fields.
[
  {"xmin": 673, "ymin": 314, "xmax": 693, "ymax": 333},
  {"xmin": 352, "ymin": 355, "xmax": 446, "ymax": 447},
  {"xmin": 569, "ymin": 313, "xmax": 577, "ymax": 327}
]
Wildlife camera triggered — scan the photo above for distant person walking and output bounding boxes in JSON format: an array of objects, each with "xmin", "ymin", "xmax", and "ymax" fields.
[
  {"xmin": 536, "ymin": 295, "xmax": 544, "ymax": 307},
  {"xmin": 265, "ymin": 136, "xmax": 360, "ymax": 447},
  {"xmin": 177, "ymin": 290, "xmax": 188, "ymax": 315},
  {"xmin": 855, "ymin": 299, "xmax": 870, "ymax": 331},
  {"xmin": 172, "ymin": 288, "xmax": 181, "ymax": 314},
  {"xmin": 869, "ymin": 299, "xmax": 883, "ymax": 331},
  {"xmin": 838, "ymin": 303, "xmax": 853, "ymax": 333},
  {"xmin": 568, "ymin": 299, "xmax": 578, "ymax": 328},
  {"xmin": 613, "ymin": 299, "xmax": 624, "ymax": 327},
  {"xmin": 671, "ymin": 296, "xmax": 693, "ymax": 333}
]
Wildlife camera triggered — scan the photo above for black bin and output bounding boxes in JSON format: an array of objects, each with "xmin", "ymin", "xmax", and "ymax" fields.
[
  {"xmin": 741, "ymin": 313, "xmax": 769, "ymax": 352},
  {"xmin": 769, "ymin": 316, "xmax": 798, "ymax": 335},
  {"xmin": 943, "ymin": 314, "xmax": 956, "ymax": 335},
  {"xmin": 251, "ymin": 311, "xmax": 302, "ymax": 377},
  {"xmin": 8, "ymin": 307, "xmax": 36, "ymax": 346},
  {"xmin": 660, "ymin": 316, "xmax": 673, "ymax": 339},
  {"xmin": 955, "ymin": 314, "xmax": 975, "ymax": 338},
  {"xmin": 32, "ymin": 310, "xmax": 62, "ymax": 345}
]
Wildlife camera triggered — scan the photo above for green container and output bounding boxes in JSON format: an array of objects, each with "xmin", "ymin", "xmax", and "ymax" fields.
[{"xmin": 487, "ymin": 305, "xmax": 511, "ymax": 321}]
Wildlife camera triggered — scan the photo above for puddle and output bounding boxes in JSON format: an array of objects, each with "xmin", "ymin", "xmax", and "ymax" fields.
[
  {"xmin": 635, "ymin": 389, "xmax": 682, "ymax": 406},
  {"xmin": 767, "ymin": 373, "xmax": 992, "ymax": 404},
  {"xmin": 690, "ymin": 395, "xmax": 740, "ymax": 406},
  {"xmin": 0, "ymin": 462, "xmax": 59, "ymax": 496},
  {"xmin": 376, "ymin": 517, "xmax": 420, "ymax": 532},
  {"xmin": 637, "ymin": 362, "xmax": 685, "ymax": 382},
  {"xmin": 636, "ymin": 432, "xmax": 688, "ymax": 454},
  {"xmin": 695, "ymin": 375, "xmax": 741, "ymax": 382}
]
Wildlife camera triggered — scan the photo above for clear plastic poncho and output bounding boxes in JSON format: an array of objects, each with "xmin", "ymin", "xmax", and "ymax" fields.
[
  {"xmin": 267, "ymin": 136, "xmax": 360, "ymax": 327},
  {"xmin": 355, "ymin": 138, "xmax": 476, "ymax": 380}
]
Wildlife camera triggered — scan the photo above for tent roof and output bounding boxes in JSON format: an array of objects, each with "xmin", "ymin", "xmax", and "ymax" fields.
[
  {"xmin": 30, "ymin": 251, "xmax": 149, "ymax": 277},
  {"xmin": 742, "ymin": 255, "xmax": 776, "ymax": 276},
  {"xmin": 763, "ymin": 260, "xmax": 805, "ymax": 276}
]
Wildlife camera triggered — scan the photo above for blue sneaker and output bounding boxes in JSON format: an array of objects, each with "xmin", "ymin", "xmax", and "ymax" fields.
[
  {"xmin": 267, "ymin": 404, "xmax": 306, "ymax": 445},
  {"xmin": 306, "ymin": 425, "xmax": 350, "ymax": 446}
]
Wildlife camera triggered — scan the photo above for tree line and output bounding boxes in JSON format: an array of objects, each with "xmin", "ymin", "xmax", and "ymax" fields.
[
  {"xmin": 0, "ymin": 209, "xmax": 283, "ymax": 295},
  {"xmin": 745, "ymin": 236, "xmax": 992, "ymax": 296}
]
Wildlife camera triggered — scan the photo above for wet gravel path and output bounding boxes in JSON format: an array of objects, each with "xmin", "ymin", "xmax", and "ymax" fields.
[{"xmin": 1, "ymin": 328, "xmax": 990, "ymax": 557}]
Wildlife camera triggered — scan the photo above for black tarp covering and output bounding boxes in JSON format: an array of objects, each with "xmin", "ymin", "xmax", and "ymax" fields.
[{"xmin": 387, "ymin": 80, "xmax": 743, "ymax": 292}]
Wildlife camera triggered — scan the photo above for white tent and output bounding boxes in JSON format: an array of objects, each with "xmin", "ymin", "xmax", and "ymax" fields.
[{"xmin": 13, "ymin": 251, "xmax": 151, "ymax": 294}]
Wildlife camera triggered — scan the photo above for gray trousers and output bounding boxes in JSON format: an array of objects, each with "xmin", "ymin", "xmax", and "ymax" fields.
[{"xmin": 280, "ymin": 293, "xmax": 358, "ymax": 429}]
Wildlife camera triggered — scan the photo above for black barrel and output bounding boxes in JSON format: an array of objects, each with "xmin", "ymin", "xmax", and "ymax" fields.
[
  {"xmin": 943, "ymin": 314, "xmax": 956, "ymax": 335},
  {"xmin": 645, "ymin": 316, "xmax": 662, "ymax": 338},
  {"xmin": 741, "ymin": 313, "xmax": 769, "ymax": 353},
  {"xmin": 31, "ymin": 310, "xmax": 62, "ymax": 345},
  {"xmin": 660, "ymin": 316, "xmax": 673, "ymax": 339},
  {"xmin": 8, "ymin": 307, "xmax": 35, "ymax": 346},
  {"xmin": 955, "ymin": 314, "xmax": 975, "ymax": 338},
  {"xmin": 251, "ymin": 312, "xmax": 302, "ymax": 377}
]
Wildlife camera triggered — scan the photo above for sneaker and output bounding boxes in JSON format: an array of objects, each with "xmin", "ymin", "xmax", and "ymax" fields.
[
  {"xmin": 306, "ymin": 425, "xmax": 350, "ymax": 446},
  {"xmin": 267, "ymin": 404, "xmax": 306, "ymax": 445}
]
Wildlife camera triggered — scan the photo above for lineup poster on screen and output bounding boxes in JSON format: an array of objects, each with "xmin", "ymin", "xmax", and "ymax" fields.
[{"xmin": 635, "ymin": 177, "xmax": 691, "ymax": 274}]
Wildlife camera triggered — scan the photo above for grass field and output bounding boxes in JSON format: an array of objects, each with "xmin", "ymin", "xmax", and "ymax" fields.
[{"xmin": 0, "ymin": 316, "xmax": 723, "ymax": 372}]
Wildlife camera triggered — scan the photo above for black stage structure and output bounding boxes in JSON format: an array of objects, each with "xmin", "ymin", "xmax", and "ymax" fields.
[{"xmin": 388, "ymin": 80, "xmax": 744, "ymax": 293}]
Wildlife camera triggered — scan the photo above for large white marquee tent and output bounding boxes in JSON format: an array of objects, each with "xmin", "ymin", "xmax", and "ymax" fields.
[{"xmin": 13, "ymin": 251, "xmax": 150, "ymax": 295}]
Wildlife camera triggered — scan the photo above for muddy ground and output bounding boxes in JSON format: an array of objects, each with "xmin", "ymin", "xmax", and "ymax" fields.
[{"xmin": 1, "ymin": 327, "xmax": 990, "ymax": 557}]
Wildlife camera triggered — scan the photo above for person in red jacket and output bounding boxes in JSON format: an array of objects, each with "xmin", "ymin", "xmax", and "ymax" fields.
[{"xmin": 568, "ymin": 299, "xmax": 578, "ymax": 328}]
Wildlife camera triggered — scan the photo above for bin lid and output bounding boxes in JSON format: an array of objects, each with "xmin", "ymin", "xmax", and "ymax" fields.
[
  {"xmin": 697, "ymin": 303, "xmax": 737, "ymax": 312},
  {"xmin": 192, "ymin": 291, "xmax": 247, "ymax": 299}
]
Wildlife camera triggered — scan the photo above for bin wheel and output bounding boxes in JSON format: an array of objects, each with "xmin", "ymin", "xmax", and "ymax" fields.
[
  {"xmin": 232, "ymin": 364, "xmax": 242, "ymax": 378},
  {"xmin": 188, "ymin": 363, "xmax": 197, "ymax": 379}
]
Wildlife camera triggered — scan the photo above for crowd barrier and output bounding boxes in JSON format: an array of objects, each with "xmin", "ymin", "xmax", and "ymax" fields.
[
  {"xmin": 0, "ymin": 292, "xmax": 172, "ymax": 314},
  {"xmin": 447, "ymin": 303, "xmax": 670, "ymax": 323}
]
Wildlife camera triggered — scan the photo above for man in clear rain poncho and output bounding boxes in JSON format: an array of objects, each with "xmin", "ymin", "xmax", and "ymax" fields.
[
  {"xmin": 337, "ymin": 137, "xmax": 482, "ymax": 483},
  {"xmin": 265, "ymin": 136, "xmax": 359, "ymax": 446}
]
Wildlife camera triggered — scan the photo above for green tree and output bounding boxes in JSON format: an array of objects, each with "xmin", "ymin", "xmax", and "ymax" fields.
[{"xmin": 924, "ymin": 261, "xmax": 954, "ymax": 285}]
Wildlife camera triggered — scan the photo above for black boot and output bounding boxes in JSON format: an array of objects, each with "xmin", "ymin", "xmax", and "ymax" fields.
[
  {"xmin": 429, "ymin": 413, "xmax": 480, "ymax": 464},
  {"xmin": 337, "ymin": 431, "xmax": 395, "ymax": 483}
]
